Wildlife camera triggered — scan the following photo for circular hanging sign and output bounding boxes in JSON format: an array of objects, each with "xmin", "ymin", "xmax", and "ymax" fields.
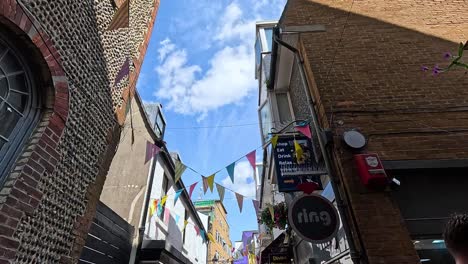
[{"xmin": 288, "ymin": 194, "xmax": 339, "ymax": 243}]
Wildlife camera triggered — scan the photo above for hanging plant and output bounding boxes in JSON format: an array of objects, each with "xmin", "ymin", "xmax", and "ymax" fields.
[
  {"xmin": 422, "ymin": 41, "xmax": 468, "ymax": 76},
  {"xmin": 258, "ymin": 202, "xmax": 288, "ymax": 230}
]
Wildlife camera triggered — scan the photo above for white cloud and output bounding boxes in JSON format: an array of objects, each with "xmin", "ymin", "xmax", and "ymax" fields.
[
  {"xmin": 214, "ymin": 2, "xmax": 255, "ymax": 44},
  {"xmin": 154, "ymin": 41, "xmax": 256, "ymax": 118},
  {"xmin": 158, "ymin": 38, "xmax": 176, "ymax": 61},
  {"xmin": 221, "ymin": 161, "xmax": 256, "ymax": 198}
]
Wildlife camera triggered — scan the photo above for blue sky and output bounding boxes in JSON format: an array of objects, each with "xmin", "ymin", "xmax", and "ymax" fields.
[{"xmin": 137, "ymin": 0, "xmax": 286, "ymax": 242}]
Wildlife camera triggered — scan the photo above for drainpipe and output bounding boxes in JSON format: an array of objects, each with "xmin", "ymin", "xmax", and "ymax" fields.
[
  {"xmin": 272, "ymin": 27, "xmax": 362, "ymax": 264},
  {"xmin": 130, "ymin": 151, "xmax": 158, "ymax": 263}
]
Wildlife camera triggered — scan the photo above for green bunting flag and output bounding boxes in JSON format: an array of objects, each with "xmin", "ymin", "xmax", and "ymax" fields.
[
  {"xmin": 226, "ymin": 162, "xmax": 235, "ymax": 183},
  {"xmin": 174, "ymin": 189, "xmax": 183, "ymax": 205},
  {"xmin": 174, "ymin": 161, "xmax": 187, "ymax": 183}
]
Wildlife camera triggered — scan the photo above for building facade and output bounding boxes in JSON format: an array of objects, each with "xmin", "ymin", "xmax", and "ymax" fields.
[
  {"xmin": 0, "ymin": 1, "xmax": 158, "ymax": 263},
  {"xmin": 195, "ymin": 200, "xmax": 233, "ymax": 263},
  {"xmin": 256, "ymin": 0, "xmax": 468, "ymax": 263},
  {"xmin": 101, "ymin": 92, "xmax": 209, "ymax": 264}
]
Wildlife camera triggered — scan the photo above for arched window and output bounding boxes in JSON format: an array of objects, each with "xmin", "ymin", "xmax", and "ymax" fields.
[{"xmin": 0, "ymin": 29, "xmax": 41, "ymax": 185}]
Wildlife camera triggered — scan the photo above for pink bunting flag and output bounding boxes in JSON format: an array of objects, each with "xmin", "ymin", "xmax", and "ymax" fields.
[
  {"xmin": 235, "ymin": 192, "xmax": 244, "ymax": 213},
  {"xmin": 246, "ymin": 150, "xmax": 256, "ymax": 170},
  {"xmin": 145, "ymin": 141, "xmax": 161, "ymax": 164},
  {"xmin": 252, "ymin": 200, "xmax": 260, "ymax": 214},
  {"xmin": 188, "ymin": 182, "xmax": 198, "ymax": 198},
  {"xmin": 164, "ymin": 207, "xmax": 170, "ymax": 225},
  {"xmin": 194, "ymin": 225, "xmax": 200, "ymax": 236},
  {"xmin": 294, "ymin": 125, "xmax": 312, "ymax": 139}
]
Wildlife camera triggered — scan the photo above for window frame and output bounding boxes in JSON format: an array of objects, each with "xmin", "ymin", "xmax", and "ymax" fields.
[
  {"xmin": 271, "ymin": 91, "xmax": 295, "ymax": 126},
  {"xmin": 0, "ymin": 29, "xmax": 41, "ymax": 186},
  {"xmin": 152, "ymin": 104, "xmax": 166, "ymax": 140},
  {"xmin": 258, "ymin": 98, "xmax": 273, "ymax": 146}
]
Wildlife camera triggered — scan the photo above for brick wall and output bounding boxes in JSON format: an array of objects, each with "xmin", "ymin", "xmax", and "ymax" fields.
[
  {"xmin": 281, "ymin": 0, "xmax": 468, "ymax": 263},
  {"xmin": 0, "ymin": 0, "xmax": 158, "ymax": 263}
]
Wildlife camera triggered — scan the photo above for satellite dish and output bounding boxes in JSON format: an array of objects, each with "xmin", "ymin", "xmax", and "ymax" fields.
[{"xmin": 343, "ymin": 130, "xmax": 366, "ymax": 149}]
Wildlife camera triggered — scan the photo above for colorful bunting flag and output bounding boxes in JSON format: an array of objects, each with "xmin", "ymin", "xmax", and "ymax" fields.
[
  {"xmin": 216, "ymin": 183, "xmax": 225, "ymax": 202},
  {"xmin": 160, "ymin": 195, "xmax": 168, "ymax": 206},
  {"xmin": 207, "ymin": 174, "xmax": 215, "ymax": 193},
  {"xmin": 235, "ymin": 192, "xmax": 244, "ymax": 213},
  {"xmin": 252, "ymin": 200, "xmax": 260, "ymax": 214},
  {"xmin": 226, "ymin": 162, "xmax": 236, "ymax": 183},
  {"xmin": 164, "ymin": 207, "xmax": 170, "ymax": 224},
  {"xmin": 200, "ymin": 230, "xmax": 206, "ymax": 242},
  {"xmin": 208, "ymin": 233, "xmax": 216, "ymax": 243},
  {"xmin": 246, "ymin": 150, "xmax": 256, "ymax": 170},
  {"xmin": 194, "ymin": 225, "xmax": 200, "ymax": 236},
  {"xmin": 145, "ymin": 141, "xmax": 160, "ymax": 164},
  {"xmin": 174, "ymin": 189, "xmax": 183, "ymax": 205},
  {"xmin": 294, "ymin": 140, "xmax": 304, "ymax": 164},
  {"xmin": 294, "ymin": 125, "xmax": 312, "ymax": 139},
  {"xmin": 183, "ymin": 220, "xmax": 189, "ymax": 231},
  {"xmin": 157, "ymin": 203, "xmax": 163, "ymax": 217},
  {"xmin": 271, "ymin": 135, "xmax": 279, "ymax": 148},
  {"xmin": 149, "ymin": 199, "xmax": 158, "ymax": 217},
  {"xmin": 174, "ymin": 161, "xmax": 187, "ymax": 183},
  {"xmin": 188, "ymin": 182, "xmax": 198, "ymax": 198},
  {"xmin": 175, "ymin": 214, "xmax": 180, "ymax": 224},
  {"xmin": 202, "ymin": 176, "xmax": 209, "ymax": 194}
]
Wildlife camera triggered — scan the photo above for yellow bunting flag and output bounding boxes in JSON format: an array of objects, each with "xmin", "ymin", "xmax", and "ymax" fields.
[
  {"xmin": 207, "ymin": 174, "xmax": 215, "ymax": 193},
  {"xmin": 161, "ymin": 195, "xmax": 168, "ymax": 206},
  {"xmin": 208, "ymin": 233, "xmax": 216, "ymax": 243},
  {"xmin": 271, "ymin": 135, "xmax": 279, "ymax": 148},
  {"xmin": 183, "ymin": 220, "xmax": 189, "ymax": 231},
  {"xmin": 294, "ymin": 140, "xmax": 304, "ymax": 164}
]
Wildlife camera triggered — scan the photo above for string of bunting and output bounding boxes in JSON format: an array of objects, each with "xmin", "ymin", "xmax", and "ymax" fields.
[{"xmin": 144, "ymin": 121, "xmax": 314, "ymax": 241}]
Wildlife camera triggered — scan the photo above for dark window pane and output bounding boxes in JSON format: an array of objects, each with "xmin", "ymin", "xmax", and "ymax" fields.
[
  {"xmin": 7, "ymin": 91, "xmax": 28, "ymax": 113},
  {"xmin": 1, "ymin": 51, "xmax": 22, "ymax": 73},
  {"xmin": 0, "ymin": 104, "xmax": 21, "ymax": 138},
  {"xmin": 0, "ymin": 77, "xmax": 7, "ymax": 98},
  {"xmin": 8, "ymin": 74, "xmax": 28, "ymax": 93}
]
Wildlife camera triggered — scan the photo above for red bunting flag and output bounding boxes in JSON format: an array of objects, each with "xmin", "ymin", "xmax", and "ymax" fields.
[
  {"xmin": 145, "ymin": 141, "xmax": 161, "ymax": 164},
  {"xmin": 188, "ymin": 182, "xmax": 198, "ymax": 198},
  {"xmin": 246, "ymin": 150, "xmax": 256, "ymax": 170},
  {"xmin": 294, "ymin": 125, "xmax": 312, "ymax": 139},
  {"xmin": 235, "ymin": 192, "xmax": 244, "ymax": 213},
  {"xmin": 194, "ymin": 225, "xmax": 200, "ymax": 236}
]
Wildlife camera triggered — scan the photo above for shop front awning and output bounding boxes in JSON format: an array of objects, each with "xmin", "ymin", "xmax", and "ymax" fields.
[{"xmin": 259, "ymin": 233, "xmax": 292, "ymax": 264}]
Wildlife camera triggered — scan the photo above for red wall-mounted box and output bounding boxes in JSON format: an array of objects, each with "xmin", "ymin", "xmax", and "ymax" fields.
[{"xmin": 354, "ymin": 153, "xmax": 388, "ymax": 189}]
